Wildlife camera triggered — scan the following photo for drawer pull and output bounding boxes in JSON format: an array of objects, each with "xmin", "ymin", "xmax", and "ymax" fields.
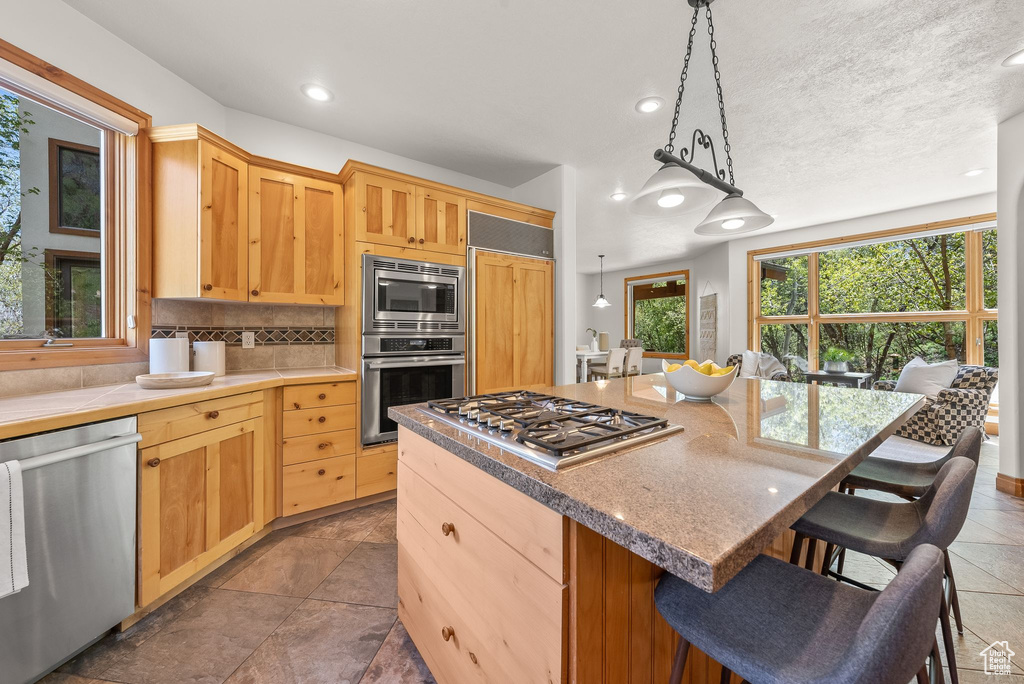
[
  {"xmin": 318, "ymin": 416, "xmax": 327, "ymax": 423},
  {"xmin": 441, "ymin": 626, "xmax": 455, "ymax": 642},
  {"xmin": 318, "ymin": 442, "xmax": 329, "ymax": 450},
  {"xmin": 318, "ymin": 393, "xmax": 327, "ymax": 400},
  {"xmin": 317, "ymin": 468, "xmax": 326, "ymax": 476},
  {"xmin": 148, "ymin": 457, "xmax": 161, "ymax": 468},
  {"xmin": 208, "ymin": 410, "xmax": 220, "ymax": 419},
  {"xmin": 441, "ymin": 522, "xmax": 455, "ymax": 537}
]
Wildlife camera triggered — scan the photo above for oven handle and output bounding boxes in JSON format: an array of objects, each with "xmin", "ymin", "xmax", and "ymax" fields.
[{"xmin": 366, "ymin": 357, "xmax": 466, "ymax": 369}]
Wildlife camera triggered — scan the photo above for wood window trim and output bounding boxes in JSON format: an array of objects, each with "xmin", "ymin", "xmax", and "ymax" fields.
[
  {"xmin": 746, "ymin": 212, "xmax": 997, "ymax": 371},
  {"xmin": 624, "ymin": 269, "xmax": 691, "ymax": 360},
  {"xmin": 48, "ymin": 137, "xmax": 107, "ymax": 237},
  {"xmin": 0, "ymin": 38, "xmax": 152, "ymax": 371}
]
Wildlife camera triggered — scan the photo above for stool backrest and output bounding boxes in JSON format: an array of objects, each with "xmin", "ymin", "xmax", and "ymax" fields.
[
  {"xmin": 606, "ymin": 348, "xmax": 626, "ymax": 374},
  {"xmin": 625, "ymin": 347, "xmax": 643, "ymax": 374},
  {"xmin": 911, "ymin": 456, "xmax": 978, "ymax": 552},
  {"xmin": 837, "ymin": 544, "xmax": 944, "ymax": 683}
]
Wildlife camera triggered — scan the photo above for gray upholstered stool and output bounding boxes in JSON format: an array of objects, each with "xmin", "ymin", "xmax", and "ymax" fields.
[
  {"xmin": 792, "ymin": 457, "xmax": 976, "ymax": 684},
  {"xmin": 654, "ymin": 544, "xmax": 945, "ymax": 684},
  {"xmin": 841, "ymin": 427, "xmax": 983, "ymax": 499}
]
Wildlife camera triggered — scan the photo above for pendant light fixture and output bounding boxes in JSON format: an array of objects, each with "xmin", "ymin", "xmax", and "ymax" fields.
[
  {"xmin": 593, "ymin": 255, "xmax": 611, "ymax": 308},
  {"xmin": 630, "ymin": 0, "xmax": 773, "ymax": 236}
]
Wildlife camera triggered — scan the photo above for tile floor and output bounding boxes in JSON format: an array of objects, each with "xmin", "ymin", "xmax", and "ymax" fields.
[{"xmin": 41, "ymin": 439, "xmax": 1024, "ymax": 683}]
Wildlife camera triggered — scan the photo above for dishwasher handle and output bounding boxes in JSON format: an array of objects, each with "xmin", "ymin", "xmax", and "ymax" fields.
[{"xmin": 17, "ymin": 433, "xmax": 143, "ymax": 471}]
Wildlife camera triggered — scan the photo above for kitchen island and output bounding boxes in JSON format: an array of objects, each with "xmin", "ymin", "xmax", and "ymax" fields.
[{"xmin": 389, "ymin": 375, "xmax": 924, "ymax": 684}]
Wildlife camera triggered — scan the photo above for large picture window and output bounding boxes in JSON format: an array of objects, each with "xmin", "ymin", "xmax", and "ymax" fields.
[
  {"xmin": 625, "ymin": 269, "xmax": 689, "ymax": 359},
  {"xmin": 748, "ymin": 215, "xmax": 998, "ymax": 382}
]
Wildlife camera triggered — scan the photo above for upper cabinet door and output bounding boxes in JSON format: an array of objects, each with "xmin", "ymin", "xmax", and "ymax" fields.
[
  {"xmin": 415, "ymin": 186, "xmax": 466, "ymax": 255},
  {"xmin": 199, "ymin": 141, "xmax": 248, "ymax": 301},
  {"xmin": 248, "ymin": 167, "xmax": 344, "ymax": 306},
  {"xmin": 353, "ymin": 173, "xmax": 416, "ymax": 248}
]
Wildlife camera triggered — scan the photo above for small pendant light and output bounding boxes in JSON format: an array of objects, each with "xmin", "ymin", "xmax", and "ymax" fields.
[{"xmin": 593, "ymin": 255, "xmax": 611, "ymax": 308}]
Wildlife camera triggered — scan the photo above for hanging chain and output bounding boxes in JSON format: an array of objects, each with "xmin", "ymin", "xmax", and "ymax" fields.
[
  {"xmin": 664, "ymin": 4, "xmax": 700, "ymax": 154},
  {"xmin": 705, "ymin": 4, "xmax": 735, "ymax": 186}
]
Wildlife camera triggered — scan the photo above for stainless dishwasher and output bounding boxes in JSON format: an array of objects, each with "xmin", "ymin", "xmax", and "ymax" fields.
[{"xmin": 0, "ymin": 417, "xmax": 140, "ymax": 684}]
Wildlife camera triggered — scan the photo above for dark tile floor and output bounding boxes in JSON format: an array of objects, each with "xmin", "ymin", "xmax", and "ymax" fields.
[{"xmin": 42, "ymin": 439, "xmax": 1023, "ymax": 683}]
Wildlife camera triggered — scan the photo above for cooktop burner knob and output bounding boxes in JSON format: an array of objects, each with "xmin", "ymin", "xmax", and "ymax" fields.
[{"xmin": 499, "ymin": 419, "xmax": 515, "ymax": 432}]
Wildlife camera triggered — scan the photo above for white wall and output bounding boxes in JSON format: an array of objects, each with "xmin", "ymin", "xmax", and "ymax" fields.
[
  {"xmin": 997, "ymin": 111, "xmax": 1024, "ymax": 480},
  {"xmin": 576, "ymin": 242, "xmax": 731, "ymax": 374},
  {"xmin": 723, "ymin": 193, "xmax": 997, "ymax": 356}
]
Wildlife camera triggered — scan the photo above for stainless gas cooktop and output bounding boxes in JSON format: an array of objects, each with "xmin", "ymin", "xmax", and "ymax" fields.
[{"xmin": 423, "ymin": 391, "xmax": 684, "ymax": 470}]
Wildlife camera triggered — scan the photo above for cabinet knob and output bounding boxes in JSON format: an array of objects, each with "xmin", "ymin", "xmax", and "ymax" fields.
[
  {"xmin": 419, "ymin": 238, "xmax": 425, "ymax": 244},
  {"xmin": 317, "ymin": 468, "xmax": 326, "ymax": 476},
  {"xmin": 318, "ymin": 442, "xmax": 329, "ymax": 450},
  {"xmin": 147, "ymin": 457, "xmax": 161, "ymax": 468},
  {"xmin": 251, "ymin": 289, "xmax": 259, "ymax": 297},
  {"xmin": 441, "ymin": 626, "xmax": 455, "ymax": 642},
  {"xmin": 441, "ymin": 522, "xmax": 455, "ymax": 537},
  {"xmin": 203, "ymin": 283, "xmax": 213, "ymax": 291},
  {"xmin": 408, "ymin": 237, "xmax": 415, "ymax": 244},
  {"xmin": 208, "ymin": 410, "xmax": 220, "ymax": 419},
  {"xmin": 318, "ymin": 416, "xmax": 327, "ymax": 423},
  {"xmin": 318, "ymin": 393, "xmax": 327, "ymax": 400}
]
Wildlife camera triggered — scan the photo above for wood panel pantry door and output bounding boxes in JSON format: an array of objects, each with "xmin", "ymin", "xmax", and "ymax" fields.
[
  {"xmin": 199, "ymin": 140, "xmax": 249, "ymax": 301},
  {"xmin": 138, "ymin": 418, "xmax": 264, "ymax": 607},
  {"xmin": 248, "ymin": 167, "xmax": 344, "ymax": 305},
  {"xmin": 514, "ymin": 257, "xmax": 554, "ymax": 390}
]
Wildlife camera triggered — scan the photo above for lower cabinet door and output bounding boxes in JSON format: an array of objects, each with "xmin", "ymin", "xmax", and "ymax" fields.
[
  {"xmin": 282, "ymin": 454, "xmax": 356, "ymax": 515},
  {"xmin": 139, "ymin": 418, "xmax": 264, "ymax": 607}
]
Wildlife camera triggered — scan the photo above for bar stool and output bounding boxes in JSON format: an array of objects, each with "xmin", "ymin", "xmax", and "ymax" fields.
[
  {"xmin": 791, "ymin": 457, "xmax": 977, "ymax": 684},
  {"xmin": 654, "ymin": 544, "xmax": 946, "ymax": 684},
  {"xmin": 841, "ymin": 427, "xmax": 983, "ymax": 500}
]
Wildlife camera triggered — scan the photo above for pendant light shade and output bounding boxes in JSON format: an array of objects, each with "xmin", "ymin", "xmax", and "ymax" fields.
[
  {"xmin": 629, "ymin": 164, "xmax": 719, "ymax": 217},
  {"xmin": 694, "ymin": 193, "xmax": 775, "ymax": 236},
  {"xmin": 593, "ymin": 255, "xmax": 611, "ymax": 308}
]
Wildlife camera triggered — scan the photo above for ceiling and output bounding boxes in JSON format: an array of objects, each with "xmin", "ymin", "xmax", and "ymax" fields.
[{"xmin": 65, "ymin": 0, "xmax": 1024, "ymax": 273}]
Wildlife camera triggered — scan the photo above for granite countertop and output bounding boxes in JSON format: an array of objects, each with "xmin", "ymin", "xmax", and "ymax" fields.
[
  {"xmin": 0, "ymin": 366, "xmax": 357, "ymax": 441},
  {"xmin": 389, "ymin": 375, "xmax": 924, "ymax": 592}
]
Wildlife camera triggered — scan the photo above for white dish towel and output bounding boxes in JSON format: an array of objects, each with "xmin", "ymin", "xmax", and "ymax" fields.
[{"xmin": 0, "ymin": 459, "xmax": 28, "ymax": 599}]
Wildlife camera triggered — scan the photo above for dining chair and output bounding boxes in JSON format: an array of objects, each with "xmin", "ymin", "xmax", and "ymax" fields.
[
  {"xmin": 625, "ymin": 347, "xmax": 644, "ymax": 377},
  {"xmin": 589, "ymin": 348, "xmax": 626, "ymax": 380}
]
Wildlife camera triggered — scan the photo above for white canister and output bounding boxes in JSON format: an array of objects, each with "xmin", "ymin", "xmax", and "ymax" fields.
[
  {"xmin": 149, "ymin": 338, "xmax": 190, "ymax": 374},
  {"xmin": 193, "ymin": 341, "xmax": 226, "ymax": 377},
  {"xmin": 598, "ymin": 331, "xmax": 610, "ymax": 352}
]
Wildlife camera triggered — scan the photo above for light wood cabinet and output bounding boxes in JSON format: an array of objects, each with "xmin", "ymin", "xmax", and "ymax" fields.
[
  {"xmin": 248, "ymin": 167, "xmax": 344, "ymax": 305},
  {"xmin": 138, "ymin": 418, "xmax": 264, "ymax": 606},
  {"xmin": 356, "ymin": 443, "xmax": 398, "ymax": 499},
  {"xmin": 152, "ymin": 135, "xmax": 248, "ymax": 300},
  {"xmin": 351, "ymin": 172, "xmax": 417, "ymax": 248},
  {"xmin": 416, "ymin": 186, "xmax": 465, "ymax": 255},
  {"xmin": 474, "ymin": 250, "xmax": 554, "ymax": 393}
]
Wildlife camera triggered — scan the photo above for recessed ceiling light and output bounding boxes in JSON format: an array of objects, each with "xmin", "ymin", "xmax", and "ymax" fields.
[
  {"xmin": 635, "ymin": 97, "xmax": 664, "ymax": 114},
  {"xmin": 1002, "ymin": 48, "xmax": 1024, "ymax": 67},
  {"xmin": 301, "ymin": 84, "xmax": 333, "ymax": 102},
  {"xmin": 610, "ymin": 191, "xmax": 628, "ymax": 201},
  {"xmin": 964, "ymin": 168, "xmax": 986, "ymax": 177}
]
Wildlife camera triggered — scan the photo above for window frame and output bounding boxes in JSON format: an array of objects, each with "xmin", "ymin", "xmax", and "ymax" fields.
[
  {"xmin": 43, "ymin": 248, "xmax": 102, "ymax": 335},
  {"xmin": 48, "ymin": 137, "xmax": 106, "ymax": 237},
  {"xmin": 624, "ymin": 268, "xmax": 691, "ymax": 360},
  {"xmin": 0, "ymin": 38, "xmax": 152, "ymax": 370},
  {"xmin": 746, "ymin": 213, "xmax": 998, "ymax": 372}
]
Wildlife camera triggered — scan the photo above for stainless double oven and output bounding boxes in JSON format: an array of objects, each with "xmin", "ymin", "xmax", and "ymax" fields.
[{"xmin": 361, "ymin": 254, "xmax": 466, "ymax": 445}]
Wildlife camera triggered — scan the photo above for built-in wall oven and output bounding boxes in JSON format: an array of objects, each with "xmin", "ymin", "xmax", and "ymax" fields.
[{"xmin": 361, "ymin": 255, "xmax": 467, "ymax": 446}]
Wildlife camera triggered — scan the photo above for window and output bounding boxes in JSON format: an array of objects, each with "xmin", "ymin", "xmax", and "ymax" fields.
[
  {"xmin": 49, "ymin": 138, "xmax": 102, "ymax": 236},
  {"xmin": 748, "ymin": 215, "xmax": 998, "ymax": 379},
  {"xmin": 625, "ymin": 270, "xmax": 689, "ymax": 358},
  {"xmin": 0, "ymin": 39, "xmax": 150, "ymax": 369}
]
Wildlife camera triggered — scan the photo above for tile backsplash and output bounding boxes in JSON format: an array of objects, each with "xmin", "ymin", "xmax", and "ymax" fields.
[{"xmin": 0, "ymin": 300, "xmax": 341, "ymax": 398}]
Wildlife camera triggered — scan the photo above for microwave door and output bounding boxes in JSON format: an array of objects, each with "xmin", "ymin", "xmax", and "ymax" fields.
[{"xmin": 374, "ymin": 272, "xmax": 458, "ymax": 322}]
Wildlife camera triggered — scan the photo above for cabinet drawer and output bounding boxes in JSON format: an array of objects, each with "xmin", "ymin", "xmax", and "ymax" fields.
[
  {"xmin": 398, "ymin": 426, "xmax": 565, "ymax": 582},
  {"xmin": 139, "ymin": 391, "xmax": 263, "ymax": 448},
  {"xmin": 397, "ymin": 464, "xmax": 565, "ymax": 683},
  {"xmin": 282, "ymin": 454, "xmax": 356, "ymax": 515},
  {"xmin": 356, "ymin": 447, "xmax": 397, "ymax": 498},
  {"xmin": 282, "ymin": 429, "xmax": 356, "ymax": 466},
  {"xmin": 282, "ymin": 381, "xmax": 356, "ymax": 411},
  {"xmin": 282, "ymin": 404, "xmax": 356, "ymax": 438}
]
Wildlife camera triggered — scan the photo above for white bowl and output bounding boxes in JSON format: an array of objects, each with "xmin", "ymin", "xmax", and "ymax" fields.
[
  {"xmin": 136, "ymin": 371, "xmax": 215, "ymax": 389},
  {"xmin": 661, "ymin": 360, "xmax": 737, "ymax": 402}
]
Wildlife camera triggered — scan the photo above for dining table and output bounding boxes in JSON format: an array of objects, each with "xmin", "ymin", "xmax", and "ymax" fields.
[{"xmin": 575, "ymin": 349, "xmax": 608, "ymax": 382}]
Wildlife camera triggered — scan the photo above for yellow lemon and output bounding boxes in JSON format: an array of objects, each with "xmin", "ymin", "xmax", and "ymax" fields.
[
  {"xmin": 665, "ymin": 363, "xmax": 683, "ymax": 373},
  {"xmin": 698, "ymin": 362, "xmax": 715, "ymax": 376},
  {"xmin": 683, "ymin": 359, "xmax": 700, "ymax": 370},
  {"xmin": 712, "ymin": 368, "xmax": 731, "ymax": 376}
]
